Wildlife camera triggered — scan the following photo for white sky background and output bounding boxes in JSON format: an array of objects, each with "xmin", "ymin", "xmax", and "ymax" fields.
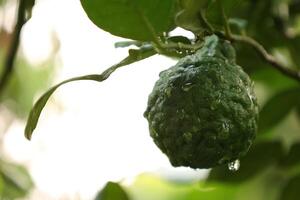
[{"xmin": 1, "ymin": 0, "xmax": 207, "ymax": 199}]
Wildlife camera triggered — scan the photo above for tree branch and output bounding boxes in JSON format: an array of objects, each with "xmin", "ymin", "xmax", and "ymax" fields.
[
  {"xmin": 233, "ymin": 34, "xmax": 300, "ymax": 82},
  {"xmin": 0, "ymin": 0, "xmax": 27, "ymax": 95},
  {"xmin": 197, "ymin": 8, "xmax": 300, "ymax": 83},
  {"xmin": 215, "ymin": 32, "xmax": 300, "ymax": 83}
]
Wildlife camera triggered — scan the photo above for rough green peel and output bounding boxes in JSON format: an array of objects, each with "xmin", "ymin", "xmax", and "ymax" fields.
[{"xmin": 144, "ymin": 35, "xmax": 259, "ymax": 169}]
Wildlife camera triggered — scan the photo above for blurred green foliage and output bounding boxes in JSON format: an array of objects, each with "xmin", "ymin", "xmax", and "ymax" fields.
[
  {"xmin": 0, "ymin": 159, "xmax": 34, "ymax": 199},
  {"xmin": 0, "ymin": 52, "xmax": 53, "ymax": 118},
  {"xmin": 0, "ymin": 0, "xmax": 52, "ymax": 198},
  {"xmin": 95, "ymin": 182, "xmax": 130, "ymax": 200}
]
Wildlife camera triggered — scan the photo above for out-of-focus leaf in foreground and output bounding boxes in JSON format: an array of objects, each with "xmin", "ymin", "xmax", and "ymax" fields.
[{"xmin": 95, "ymin": 182, "xmax": 130, "ymax": 200}]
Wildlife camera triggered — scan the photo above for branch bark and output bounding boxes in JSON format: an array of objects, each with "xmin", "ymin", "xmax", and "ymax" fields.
[{"xmin": 0, "ymin": 0, "xmax": 27, "ymax": 95}]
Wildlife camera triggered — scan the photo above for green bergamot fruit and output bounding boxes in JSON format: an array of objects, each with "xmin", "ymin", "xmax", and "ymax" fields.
[{"xmin": 144, "ymin": 35, "xmax": 259, "ymax": 169}]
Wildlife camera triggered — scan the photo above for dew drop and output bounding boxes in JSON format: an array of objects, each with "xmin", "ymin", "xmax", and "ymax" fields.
[
  {"xmin": 210, "ymin": 99, "xmax": 221, "ymax": 110},
  {"xmin": 228, "ymin": 160, "xmax": 240, "ymax": 171},
  {"xmin": 181, "ymin": 82, "xmax": 194, "ymax": 91},
  {"xmin": 176, "ymin": 50, "xmax": 184, "ymax": 55},
  {"xmin": 164, "ymin": 88, "xmax": 172, "ymax": 97},
  {"xmin": 183, "ymin": 132, "xmax": 193, "ymax": 142},
  {"xmin": 207, "ymin": 51, "xmax": 214, "ymax": 56},
  {"xmin": 222, "ymin": 122, "xmax": 230, "ymax": 133}
]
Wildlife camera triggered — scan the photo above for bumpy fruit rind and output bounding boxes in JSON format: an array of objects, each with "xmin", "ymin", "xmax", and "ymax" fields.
[{"xmin": 144, "ymin": 35, "xmax": 259, "ymax": 169}]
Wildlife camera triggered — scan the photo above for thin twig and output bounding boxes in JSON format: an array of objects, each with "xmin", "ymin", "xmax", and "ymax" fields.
[
  {"xmin": 219, "ymin": 32, "xmax": 300, "ymax": 82},
  {"xmin": 0, "ymin": 0, "xmax": 27, "ymax": 95},
  {"xmin": 197, "ymin": 3, "xmax": 300, "ymax": 83},
  {"xmin": 160, "ymin": 42, "xmax": 203, "ymax": 51}
]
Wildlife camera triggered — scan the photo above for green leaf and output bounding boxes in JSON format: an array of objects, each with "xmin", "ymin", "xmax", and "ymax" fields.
[
  {"xmin": 175, "ymin": 0, "xmax": 209, "ymax": 32},
  {"xmin": 250, "ymin": 68, "xmax": 298, "ymax": 91},
  {"xmin": 127, "ymin": 174, "xmax": 238, "ymax": 200},
  {"xmin": 208, "ymin": 141, "xmax": 284, "ymax": 183},
  {"xmin": 279, "ymin": 142, "xmax": 300, "ymax": 168},
  {"xmin": 95, "ymin": 182, "xmax": 130, "ymax": 200},
  {"xmin": 175, "ymin": 10, "xmax": 203, "ymax": 32},
  {"xmin": 176, "ymin": 0, "xmax": 246, "ymax": 33},
  {"xmin": 228, "ymin": 18, "xmax": 247, "ymax": 33},
  {"xmin": 296, "ymin": 104, "xmax": 300, "ymax": 120},
  {"xmin": 258, "ymin": 87, "xmax": 300, "ymax": 134},
  {"xmin": 80, "ymin": 0, "xmax": 177, "ymax": 41},
  {"xmin": 206, "ymin": 0, "xmax": 245, "ymax": 27},
  {"xmin": 280, "ymin": 175, "xmax": 300, "ymax": 200},
  {"xmin": 178, "ymin": 0, "xmax": 209, "ymax": 12},
  {"xmin": 24, "ymin": 47, "xmax": 156, "ymax": 140},
  {"xmin": 0, "ymin": 160, "xmax": 33, "ymax": 199},
  {"xmin": 25, "ymin": 0, "xmax": 35, "ymax": 19}
]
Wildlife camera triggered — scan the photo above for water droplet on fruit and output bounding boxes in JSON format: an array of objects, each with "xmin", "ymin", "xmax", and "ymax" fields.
[
  {"xmin": 182, "ymin": 82, "xmax": 194, "ymax": 91},
  {"xmin": 210, "ymin": 97, "xmax": 221, "ymax": 110},
  {"xmin": 176, "ymin": 50, "xmax": 183, "ymax": 55},
  {"xmin": 228, "ymin": 160, "xmax": 240, "ymax": 171},
  {"xmin": 183, "ymin": 132, "xmax": 192, "ymax": 142},
  {"xmin": 207, "ymin": 51, "xmax": 214, "ymax": 56},
  {"xmin": 246, "ymin": 85, "xmax": 256, "ymax": 107},
  {"xmin": 164, "ymin": 88, "xmax": 172, "ymax": 97},
  {"xmin": 222, "ymin": 122, "xmax": 229, "ymax": 132}
]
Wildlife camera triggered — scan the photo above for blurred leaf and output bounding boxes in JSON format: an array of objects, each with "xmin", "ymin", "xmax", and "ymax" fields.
[
  {"xmin": 0, "ymin": 59, "xmax": 53, "ymax": 117},
  {"xmin": 127, "ymin": 174, "xmax": 238, "ymax": 200},
  {"xmin": 183, "ymin": 183, "xmax": 237, "ymax": 200},
  {"xmin": 288, "ymin": 37, "xmax": 300, "ymax": 69},
  {"xmin": 290, "ymin": 1, "xmax": 300, "ymax": 18},
  {"xmin": 280, "ymin": 175, "xmax": 300, "ymax": 200},
  {"xmin": 0, "ymin": 160, "xmax": 33, "ymax": 199},
  {"xmin": 229, "ymin": 18, "xmax": 247, "ymax": 33},
  {"xmin": 175, "ymin": 0, "xmax": 213, "ymax": 32},
  {"xmin": 250, "ymin": 68, "xmax": 298, "ymax": 91},
  {"xmin": 208, "ymin": 141, "xmax": 284, "ymax": 183},
  {"xmin": 206, "ymin": 0, "xmax": 245, "ymax": 27},
  {"xmin": 296, "ymin": 104, "xmax": 300, "ymax": 120},
  {"xmin": 279, "ymin": 142, "xmax": 300, "ymax": 168},
  {"xmin": 236, "ymin": 44, "xmax": 270, "ymax": 75},
  {"xmin": 80, "ymin": 0, "xmax": 177, "ymax": 41},
  {"xmin": 229, "ymin": 18, "xmax": 247, "ymax": 29},
  {"xmin": 25, "ymin": 0, "xmax": 35, "ymax": 19},
  {"xmin": 258, "ymin": 87, "xmax": 300, "ymax": 134},
  {"xmin": 25, "ymin": 47, "xmax": 156, "ymax": 140},
  {"xmin": 95, "ymin": 182, "xmax": 130, "ymax": 200},
  {"xmin": 176, "ymin": 0, "xmax": 250, "ymax": 33},
  {"xmin": 0, "ymin": 0, "xmax": 6, "ymax": 6},
  {"xmin": 178, "ymin": 0, "xmax": 209, "ymax": 12}
]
